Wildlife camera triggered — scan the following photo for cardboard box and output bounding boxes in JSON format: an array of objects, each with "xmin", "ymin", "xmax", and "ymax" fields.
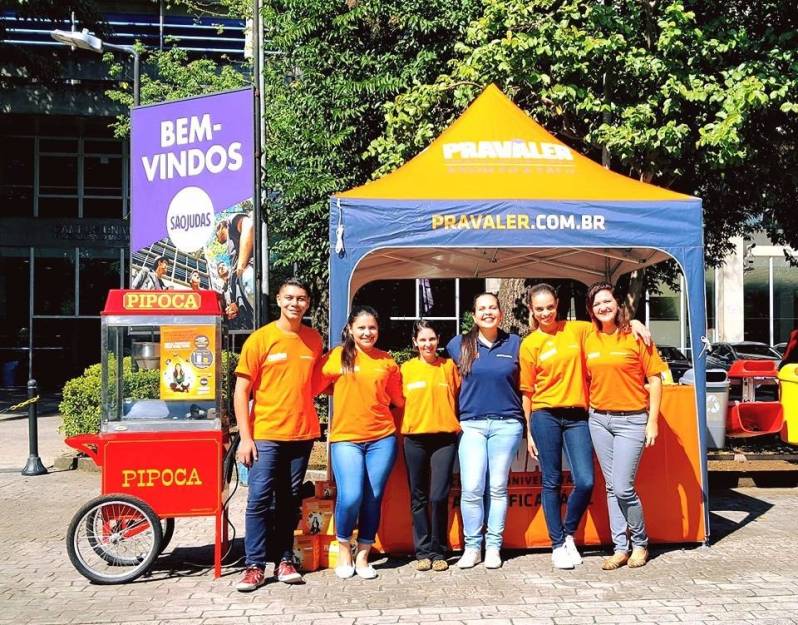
[
  {"xmin": 301, "ymin": 497, "xmax": 335, "ymax": 535},
  {"xmin": 318, "ymin": 533, "xmax": 357, "ymax": 569},
  {"xmin": 314, "ymin": 480, "xmax": 336, "ymax": 499},
  {"xmin": 292, "ymin": 533, "xmax": 320, "ymax": 572}
]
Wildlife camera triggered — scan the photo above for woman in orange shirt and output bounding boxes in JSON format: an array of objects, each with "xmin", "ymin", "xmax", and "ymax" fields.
[
  {"xmin": 322, "ymin": 305, "xmax": 404, "ymax": 580},
  {"xmin": 585, "ymin": 282, "xmax": 667, "ymax": 570},
  {"xmin": 400, "ymin": 320, "xmax": 461, "ymax": 572},
  {"xmin": 520, "ymin": 283, "xmax": 649, "ymax": 570}
]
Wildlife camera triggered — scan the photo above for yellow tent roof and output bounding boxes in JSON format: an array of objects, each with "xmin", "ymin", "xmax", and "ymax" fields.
[{"xmin": 339, "ymin": 84, "xmax": 691, "ymax": 202}]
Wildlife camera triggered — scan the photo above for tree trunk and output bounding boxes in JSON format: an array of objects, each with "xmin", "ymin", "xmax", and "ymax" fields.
[
  {"xmin": 624, "ymin": 269, "xmax": 646, "ymax": 318},
  {"xmin": 496, "ymin": 278, "xmax": 530, "ymax": 335}
]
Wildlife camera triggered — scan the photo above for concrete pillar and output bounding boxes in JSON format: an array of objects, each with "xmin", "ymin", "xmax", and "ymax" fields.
[{"xmin": 716, "ymin": 237, "xmax": 745, "ymax": 342}]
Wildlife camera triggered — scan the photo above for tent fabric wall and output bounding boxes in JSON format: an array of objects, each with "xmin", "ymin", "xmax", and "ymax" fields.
[{"xmin": 328, "ymin": 84, "xmax": 710, "ymax": 543}]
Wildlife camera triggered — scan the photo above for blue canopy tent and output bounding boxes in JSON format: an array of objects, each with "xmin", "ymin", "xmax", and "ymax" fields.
[{"xmin": 328, "ymin": 85, "xmax": 710, "ymax": 545}]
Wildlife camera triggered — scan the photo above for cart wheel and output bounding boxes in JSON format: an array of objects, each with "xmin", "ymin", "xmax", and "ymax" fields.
[
  {"xmin": 67, "ymin": 494, "xmax": 162, "ymax": 584},
  {"xmin": 160, "ymin": 518, "xmax": 175, "ymax": 554}
]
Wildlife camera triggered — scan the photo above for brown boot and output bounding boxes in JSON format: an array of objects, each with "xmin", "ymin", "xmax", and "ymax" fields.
[{"xmin": 601, "ymin": 551, "xmax": 629, "ymax": 571}]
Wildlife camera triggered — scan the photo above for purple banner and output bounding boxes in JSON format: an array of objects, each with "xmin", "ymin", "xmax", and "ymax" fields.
[{"xmin": 130, "ymin": 88, "xmax": 256, "ymax": 331}]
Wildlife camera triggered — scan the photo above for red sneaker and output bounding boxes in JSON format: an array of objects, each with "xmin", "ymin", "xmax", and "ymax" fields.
[
  {"xmin": 236, "ymin": 566, "xmax": 266, "ymax": 592},
  {"xmin": 276, "ymin": 560, "xmax": 303, "ymax": 584}
]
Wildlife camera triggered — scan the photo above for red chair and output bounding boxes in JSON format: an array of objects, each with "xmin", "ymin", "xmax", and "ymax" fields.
[{"xmin": 726, "ymin": 360, "xmax": 784, "ymax": 438}]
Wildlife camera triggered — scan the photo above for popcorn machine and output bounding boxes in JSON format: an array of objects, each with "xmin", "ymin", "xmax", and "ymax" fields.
[{"xmin": 65, "ymin": 289, "xmax": 234, "ymax": 584}]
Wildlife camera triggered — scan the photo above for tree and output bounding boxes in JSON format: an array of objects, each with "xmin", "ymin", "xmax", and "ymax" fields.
[
  {"xmin": 368, "ymin": 0, "xmax": 798, "ymax": 318},
  {"xmin": 259, "ymin": 0, "xmax": 482, "ymax": 333}
]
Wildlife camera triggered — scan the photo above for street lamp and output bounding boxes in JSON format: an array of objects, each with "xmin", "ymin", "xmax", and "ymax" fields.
[{"xmin": 50, "ymin": 28, "xmax": 141, "ymax": 106}]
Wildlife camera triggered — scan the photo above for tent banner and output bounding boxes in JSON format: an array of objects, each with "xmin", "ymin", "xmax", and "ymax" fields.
[
  {"xmin": 334, "ymin": 198, "xmax": 703, "ymax": 251},
  {"xmin": 130, "ymin": 88, "xmax": 255, "ymax": 331}
]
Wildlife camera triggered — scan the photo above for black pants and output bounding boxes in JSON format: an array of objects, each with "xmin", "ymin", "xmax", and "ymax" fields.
[{"xmin": 403, "ymin": 432, "xmax": 458, "ymax": 561}]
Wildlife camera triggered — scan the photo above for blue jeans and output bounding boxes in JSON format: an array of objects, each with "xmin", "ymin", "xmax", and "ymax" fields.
[
  {"xmin": 331, "ymin": 435, "xmax": 397, "ymax": 545},
  {"xmin": 589, "ymin": 410, "xmax": 649, "ymax": 552},
  {"xmin": 458, "ymin": 418, "xmax": 524, "ymax": 550},
  {"xmin": 531, "ymin": 408, "xmax": 595, "ymax": 549},
  {"xmin": 244, "ymin": 439, "xmax": 314, "ymax": 568}
]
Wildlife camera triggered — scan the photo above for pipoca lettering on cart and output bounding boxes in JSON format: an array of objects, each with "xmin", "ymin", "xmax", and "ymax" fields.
[
  {"xmin": 431, "ymin": 213, "xmax": 605, "ymax": 231},
  {"xmin": 123, "ymin": 292, "xmax": 201, "ymax": 310},
  {"xmin": 121, "ymin": 467, "xmax": 203, "ymax": 488},
  {"xmin": 141, "ymin": 113, "xmax": 243, "ymax": 182}
]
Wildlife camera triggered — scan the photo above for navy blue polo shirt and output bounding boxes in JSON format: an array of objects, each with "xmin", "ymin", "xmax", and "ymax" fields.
[{"xmin": 446, "ymin": 331, "xmax": 523, "ymax": 423}]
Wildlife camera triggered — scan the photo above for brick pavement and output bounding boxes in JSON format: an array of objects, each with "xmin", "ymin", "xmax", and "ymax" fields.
[{"xmin": 1, "ymin": 467, "xmax": 797, "ymax": 625}]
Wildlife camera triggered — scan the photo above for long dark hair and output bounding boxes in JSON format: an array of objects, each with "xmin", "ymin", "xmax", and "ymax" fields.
[
  {"xmin": 586, "ymin": 281, "xmax": 631, "ymax": 332},
  {"xmin": 527, "ymin": 283, "xmax": 558, "ymax": 330},
  {"xmin": 341, "ymin": 305, "xmax": 379, "ymax": 374},
  {"xmin": 459, "ymin": 292, "xmax": 500, "ymax": 377}
]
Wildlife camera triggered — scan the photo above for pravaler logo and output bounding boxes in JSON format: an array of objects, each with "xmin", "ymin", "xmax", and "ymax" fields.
[
  {"xmin": 123, "ymin": 292, "xmax": 201, "ymax": 310},
  {"xmin": 442, "ymin": 140, "xmax": 573, "ymax": 162},
  {"xmin": 121, "ymin": 467, "xmax": 204, "ymax": 488}
]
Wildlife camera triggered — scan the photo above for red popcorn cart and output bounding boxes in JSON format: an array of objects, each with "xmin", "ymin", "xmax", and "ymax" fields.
[{"xmin": 65, "ymin": 289, "xmax": 234, "ymax": 584}]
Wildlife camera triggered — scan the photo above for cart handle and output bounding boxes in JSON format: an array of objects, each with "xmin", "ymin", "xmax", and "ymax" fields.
[{"xmin": 65, "ymin": 434, "xmax": 103, "ymax": 467}]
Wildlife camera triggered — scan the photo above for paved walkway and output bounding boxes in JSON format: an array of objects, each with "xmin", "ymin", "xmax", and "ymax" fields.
[
  {"xmin": 1, "ymin": 401, "xmax": 797, "ymax": 625},
  {"xmin": 1, "ymin": 465, "xmax": 797, "ymax": 625}
]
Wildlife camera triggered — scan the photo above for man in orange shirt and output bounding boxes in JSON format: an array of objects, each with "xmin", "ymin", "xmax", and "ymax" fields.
[{"xmin": 234, "ymin": 278, "xmax": 324, "ymax": 591}]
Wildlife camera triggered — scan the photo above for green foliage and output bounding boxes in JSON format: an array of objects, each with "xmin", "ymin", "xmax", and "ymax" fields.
[
  {"xmin": 460, "ymin": 311, "xmax": 475, "ymax": 334},
  {"xmin": 261, "ymin": 0, "xmax": 483, "ymax": 333},
  {"xmin": 105, "ymin": 46, "xmax": 249, "ymax": 138},
  {"xmin": 369, "ymin": 0, "xmax": 798, "ymax": 264},
  {"xmin": 59, "ymin": 357, "xmax": 159, "ymax": 437},
  {"xmin": 389, "ymin": 347, "xmax": 416, "ymax": 366}
]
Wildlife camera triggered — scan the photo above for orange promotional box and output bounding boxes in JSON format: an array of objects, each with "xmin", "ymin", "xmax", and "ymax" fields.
[
  {"xmin": 318, "ymin": 532, "xmax": 357, "ymax": 568},
  {"xmin": 292, "ymin": 533, "xmax": 320, "ymax": 572},
  {"xmin": 314, "ymin": 480, "xmax": 336, "ymax": 499},
  {"xmin": 301, "ymin": 497, "xmax": 335, "ymax": 536}
]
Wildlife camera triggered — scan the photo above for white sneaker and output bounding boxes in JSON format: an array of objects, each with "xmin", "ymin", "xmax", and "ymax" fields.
[
  {"xmin": 552, "ymin": 545, "xmax": 575, "ymax": 569},
  {"xmin": 484, "ymin": 548, "xmax": 502, "ymax": 569},
  {"xmin": 456, "ymin": 548, "xmax": 482, "ymax": 569},
  {"xmin": 564, "ymin": 535, "xmax": 583, "ymax": 565}
]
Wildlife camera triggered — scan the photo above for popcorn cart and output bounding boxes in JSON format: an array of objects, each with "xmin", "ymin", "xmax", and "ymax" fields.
[{"xmin": 65, "ymin": 290, "xmax": 233, "ymax": 584}]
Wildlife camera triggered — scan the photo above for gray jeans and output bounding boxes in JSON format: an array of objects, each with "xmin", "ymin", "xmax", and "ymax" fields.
[{"xmin": 588, "ymin": 409, "xmax": 649, "ymax": 552}]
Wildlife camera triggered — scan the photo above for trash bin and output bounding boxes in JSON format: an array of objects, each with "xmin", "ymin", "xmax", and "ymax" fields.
[
  {"xmin": 681, "ymin": 368, "xmax": 730, "ymax": 449},
  {"xmin": 778, "ymin": 363, "xmax": 798, "ymax": 444}
]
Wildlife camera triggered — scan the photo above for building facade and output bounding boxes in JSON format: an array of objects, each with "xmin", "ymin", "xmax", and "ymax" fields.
[{"xmin": 0, "ymin": 1, "xmax": 245, "ymax": 387}]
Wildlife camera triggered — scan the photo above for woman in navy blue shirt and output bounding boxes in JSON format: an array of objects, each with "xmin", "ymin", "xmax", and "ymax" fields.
[{"xmin": 446, "ymin": 293, "xmax": 524, "ymax": 570}]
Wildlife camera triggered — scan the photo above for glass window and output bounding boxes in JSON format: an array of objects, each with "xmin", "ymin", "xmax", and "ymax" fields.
[
  {"xmin": 38, "ymin": 197, "xmax": 79, "ymax": 218},
  {"xmin": 743, "ymin": 256, "xmax": 769, "ymax": 343},
  {"xmin": 773, "ymin": 256, "xmax": 798, "ymax": 345},
  {"xmin": 354, "ymin": 280, "xmax": 415, "ymax": 318},
  {"xmin": 418, "ymin": 279, "xmax": 455, "ymax": 317},
  {"xmin": 39, "ymin": 138, "xmax": 78, "ymax": 153},
  {"xmin": 34, "ymin": 248, "xmax": 75, "ymax": 315},
  {"xmin": 0, "ymin": 248, "xmax": 31, "ymax": 386},
  {"xmin": 39, "ymin": 155, "xmax": 78, "ymax": 195},
  {"xmin": 83, "ymin": 198, "xmax": 123, "ymax": 218},
  {"xmin": 0, "ymin": 137, "xmax": 34, "ymax": 217},
  {"xmin": 84, "ymin": 155, "xmax": 123, "ymax": 196},
  {"xmin": 79, "ymin": 248, "xmax": 121, "ymax": 316},
  {"xmin": 649, "ymin": 283, "xmax": 681, "ymax": 348},
  {"xmin": 85, "ymin": 140, "xmax": 122, "ymax": 155}
]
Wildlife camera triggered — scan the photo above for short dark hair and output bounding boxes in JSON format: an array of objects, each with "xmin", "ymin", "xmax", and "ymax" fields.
[
  {"xmin": 153, "ymin": 256, "xmax": 168, "ymax": 269},
  {"xmin": 215, "ymin": 220, "xmax": 229, "ymax": 233},
  {"xmin": 278, "ymin": 277, "xmax": 311, "ymax": 299}
]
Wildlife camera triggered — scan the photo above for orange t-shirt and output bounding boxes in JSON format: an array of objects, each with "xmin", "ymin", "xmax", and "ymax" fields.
[
  {"xmin": 234, "ymin": 321, "xmax": 324, "ymax": 441},
  {"xmin": 584, "ymin": 330, "xmax": 668, "ymax": 411},
  {"xmin": 322, "ymin": 346, "xmax": 404, "ymax": 443},
  {"xmin": 519, "ymin": 320, "xmax": 593, "ymax": 411},
  {"xmin": 399, "ymin": 357, "xmax": 461, "ymax": 435}
]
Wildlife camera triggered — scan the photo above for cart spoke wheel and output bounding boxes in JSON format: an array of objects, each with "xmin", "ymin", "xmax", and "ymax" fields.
[{"xmin": 67, "ymin": 494, "xmax": 162, "ymax": 584}]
